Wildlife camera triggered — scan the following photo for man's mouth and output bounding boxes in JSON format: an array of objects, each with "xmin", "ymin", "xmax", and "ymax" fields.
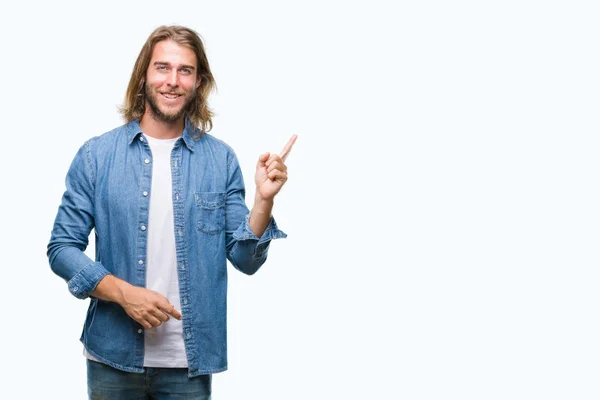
[{"xmin": 161, "ymin": 93, "xmax": 181, "ymax": 99}]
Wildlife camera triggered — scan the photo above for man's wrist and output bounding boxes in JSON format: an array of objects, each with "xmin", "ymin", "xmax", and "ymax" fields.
[
  {"xmin": 253, "ymin": 193, "xmax": 274, "ymax": 214},
  {"xmin": 94, "ymin": 274, "xmax": 131, "ymax": 305}
]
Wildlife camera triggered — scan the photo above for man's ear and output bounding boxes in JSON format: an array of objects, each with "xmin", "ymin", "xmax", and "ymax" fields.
[{"xmin": 196, "ymin": 76, "xmax": 202, "ymax": 89}]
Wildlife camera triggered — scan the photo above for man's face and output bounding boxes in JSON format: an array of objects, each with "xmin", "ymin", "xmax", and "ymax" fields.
[{"xmin": 144, "ymin": 40, "xmax": 201, "ymax": 123}]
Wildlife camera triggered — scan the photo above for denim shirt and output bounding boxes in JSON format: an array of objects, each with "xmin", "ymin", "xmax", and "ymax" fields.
[{"xmin": 47, "ymin": 119, "xmax": 286, "ymax": 376}]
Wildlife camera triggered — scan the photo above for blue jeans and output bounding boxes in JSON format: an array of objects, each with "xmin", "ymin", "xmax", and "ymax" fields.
[{"xmin": 87, "ymin": 360, "xmax": 212, "ymax": 399}]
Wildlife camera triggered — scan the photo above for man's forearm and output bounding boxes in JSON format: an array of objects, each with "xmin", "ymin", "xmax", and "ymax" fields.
[
  {"xmin": 249, "ymin": 195, "xmax": 274, "ymax": 238},
  {"xmin": 91, "ymin": 274, "xmax": 130, "ymax": 305}
]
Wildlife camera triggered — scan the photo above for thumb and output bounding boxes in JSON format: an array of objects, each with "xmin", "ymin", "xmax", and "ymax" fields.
[{"xmin": 257, "ymin": 152, "xmax": 270, "ymax": 168}]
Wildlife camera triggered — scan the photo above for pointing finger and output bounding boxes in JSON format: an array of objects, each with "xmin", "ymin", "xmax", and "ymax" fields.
[
  {"xmin": 279, "ymin": 135, "xmax": 297, "ymax": 162},
  {"xmin": 159, "ymin": 303, "xmax": 182, "ymax": 320}
]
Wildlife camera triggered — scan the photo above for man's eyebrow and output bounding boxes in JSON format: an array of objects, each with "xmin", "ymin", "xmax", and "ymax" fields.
[{"xmin": 153, "ymin": 61, "xmax": 196, "ymax": 70}]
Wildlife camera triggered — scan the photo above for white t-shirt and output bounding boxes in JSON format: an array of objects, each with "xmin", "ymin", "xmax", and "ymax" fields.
[
  {"xmin": 142, "ymin": 133, "xmax": 187, "ymax": 367},
  {"xmin": 84, "ymin": 133, "xmax": 187, "ymax": 368}
]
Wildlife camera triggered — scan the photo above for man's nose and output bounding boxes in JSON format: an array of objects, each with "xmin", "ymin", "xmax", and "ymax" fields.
[{"xmin": 167, "ymin": 70, "xmax": 179, "ymax": 87}]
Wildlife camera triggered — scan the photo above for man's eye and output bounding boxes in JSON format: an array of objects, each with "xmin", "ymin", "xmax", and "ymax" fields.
[
  {"xmin": 157, "ymin": 65, "xmax": 168, "ymax": 71},
  {"xmin": 180, "ymin": 68, "xmax": 191, "ymax": 74}
]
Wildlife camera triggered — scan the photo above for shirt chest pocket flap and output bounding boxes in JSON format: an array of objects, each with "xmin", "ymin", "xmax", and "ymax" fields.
[{"xmin": 195, "ymin": 191, "xmax": 226, "ymax": 235}]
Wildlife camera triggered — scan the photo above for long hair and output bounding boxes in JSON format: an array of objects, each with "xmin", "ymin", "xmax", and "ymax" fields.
[{"xmin": 119, "ymin": 25, "xmax": 216, "ymax": 134}]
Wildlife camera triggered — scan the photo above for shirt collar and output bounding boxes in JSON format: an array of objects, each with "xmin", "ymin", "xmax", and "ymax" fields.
[{"xmin": 127, "ymin": 118, "xmax": 199, "ymax": 151}]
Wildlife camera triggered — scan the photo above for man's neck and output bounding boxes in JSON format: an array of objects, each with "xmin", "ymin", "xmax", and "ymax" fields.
[{"xmin": 139, "ymin": 112, "xmax": 184, "ymax": 139}]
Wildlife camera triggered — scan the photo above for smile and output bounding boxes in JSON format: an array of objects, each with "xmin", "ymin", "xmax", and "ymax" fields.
[{"xmin": 161, "ymin": 93, "xmax": 181, "ymax": 99}]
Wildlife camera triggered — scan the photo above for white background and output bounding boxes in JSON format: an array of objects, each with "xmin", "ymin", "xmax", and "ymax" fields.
[{"xmin": 1, "ymin": 0, "xmax": 599, "ymax": 398}]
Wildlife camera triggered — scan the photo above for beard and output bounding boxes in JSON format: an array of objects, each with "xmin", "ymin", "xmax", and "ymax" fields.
[{"xmin": 145, "ymin": 82, "xmax": 197, "ymax": 124}]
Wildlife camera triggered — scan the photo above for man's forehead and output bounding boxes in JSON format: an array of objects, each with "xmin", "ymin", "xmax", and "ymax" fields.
[{"xmin": 150, "ymin": 40, "xmax": 197, "ymax": 67}]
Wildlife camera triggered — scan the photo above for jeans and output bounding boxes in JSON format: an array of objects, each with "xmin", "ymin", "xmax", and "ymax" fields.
[{"xmin": 87, "ymin": 360, "xmax": 212, "ymax": 399}]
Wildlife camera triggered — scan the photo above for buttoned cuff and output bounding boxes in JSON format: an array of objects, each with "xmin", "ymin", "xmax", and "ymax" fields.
[
  {"xmin": 233, "ymin": 215, "xmax": 287, "ymax": 258},
  {"xmin": 67, "ymin": 261, "xmax": 111, "ymax": 300},
  {"xmin": 233, "ymin": 214, "xmax": 287, "ymax": 242}
]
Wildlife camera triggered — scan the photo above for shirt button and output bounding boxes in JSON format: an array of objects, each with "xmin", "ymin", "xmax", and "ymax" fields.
[
  {"xmin": 138, "ymin": 329, "xmax": 143, "ymax": 334},
  {"xmin": 143, "ymin": 191, "xmax": 148, "ymax": 197},
  {"xmin": 140, "ymin": 136, "xmax": 144, "ymax": 142},
  {"xmin": 141, "ymin": 225, "xmax": 147, "ymax": 231},
  {"xmin": 72, "ymin": 287, "xmax": 78, "ymax": 292},
  {"xmin": 138, "ymin": 260, "xmax": 144, "ymax": 265},
  {"xmin": 144, "ymin": 159, "xmax": 150, "ymax": 164}
]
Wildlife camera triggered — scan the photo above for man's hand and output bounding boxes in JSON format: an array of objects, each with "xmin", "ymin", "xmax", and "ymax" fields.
[
  {"xmin": 92, "ymin": 275, "xmax": 182, "ymax": 329},
  {"xmin": 255, "ymin": 134, "xmax": 297, "ymax": 201},
  {"xmin": 120, "ymin": 285, "xmax": 183, "ymax": 329}
]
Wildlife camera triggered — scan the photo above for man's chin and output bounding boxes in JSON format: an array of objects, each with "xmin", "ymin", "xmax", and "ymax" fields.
[
  {"xmin": 145, "ymin": 93, "xmax": 192, "ymax": 124},
  {"xmin": 153, "ymin": 107, "xmax": 185, "ymax": 123}
]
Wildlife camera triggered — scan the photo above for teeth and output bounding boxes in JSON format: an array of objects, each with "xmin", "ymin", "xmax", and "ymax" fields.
[{"xmin": 163, "ymin": 94, "xmax": 179, "ymax": 99}]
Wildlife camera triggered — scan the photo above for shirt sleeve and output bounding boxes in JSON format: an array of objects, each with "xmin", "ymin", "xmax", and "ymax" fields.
[
  {"xmin": 47, "ymin": 140, "xmax": 110, "ymax": 299},
  {"xmin": 224, "ymin": 150, "xmax": 287, "ymax": 275}
]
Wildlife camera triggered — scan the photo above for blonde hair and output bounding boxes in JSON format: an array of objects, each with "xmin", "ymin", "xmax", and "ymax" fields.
[{"xmin": 119, "ymin": 25, "xmax": 216, "ymax": 133}]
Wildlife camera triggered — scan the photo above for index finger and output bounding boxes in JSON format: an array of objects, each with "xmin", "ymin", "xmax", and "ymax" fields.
[
  {"xmin": 279, "ymin": 134, "xmax": 298, "ymax": 162},
  {"xmin": 159, "ymin": 303, "xmax": 182, "ymax": 320}
]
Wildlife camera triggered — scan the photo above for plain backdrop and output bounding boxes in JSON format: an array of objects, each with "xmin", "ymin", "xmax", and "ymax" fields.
[{"xmin": 1, "ymin": 0, "xmax": 599, "ymax": 399}]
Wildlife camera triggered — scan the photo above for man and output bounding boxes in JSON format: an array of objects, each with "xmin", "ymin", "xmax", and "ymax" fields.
[{"xmin": 47, "ymin": 25, "xmax": 296, "ymax": 399}]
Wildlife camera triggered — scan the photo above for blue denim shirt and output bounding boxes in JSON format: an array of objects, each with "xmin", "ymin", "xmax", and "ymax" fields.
[{"xmin": 47, "ymin": 119, "xmax": 286, "ymax": 376}]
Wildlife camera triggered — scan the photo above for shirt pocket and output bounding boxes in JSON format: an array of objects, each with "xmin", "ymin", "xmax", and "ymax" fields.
[{"xmin": 195, "ymin": 191, "xmax": 226, "ymax": 235}]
